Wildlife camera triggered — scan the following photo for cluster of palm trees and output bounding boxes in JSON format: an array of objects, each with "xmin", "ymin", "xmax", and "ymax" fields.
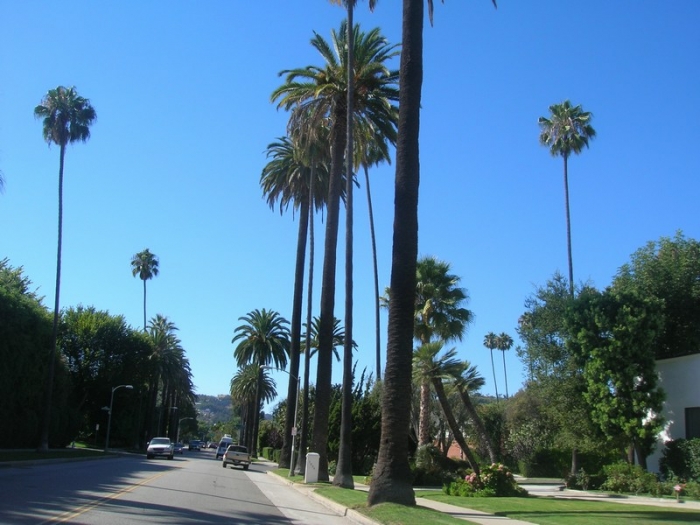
[
  {"xmin": 483, "ymin": 331, "xmax": 513, "ymax": 400},
  {"xmin": 261, "ymin": 13, "xmax": 399, "ymax": 486}
]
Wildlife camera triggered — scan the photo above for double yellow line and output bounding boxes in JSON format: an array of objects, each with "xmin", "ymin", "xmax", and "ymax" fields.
[{"xmin": 42, "ymin": 471, "xmax": 169, "ymax": 524}]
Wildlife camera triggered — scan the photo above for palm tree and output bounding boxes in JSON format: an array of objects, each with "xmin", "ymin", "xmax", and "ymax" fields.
[
  {"xmin": 414, "ymin": 256, "xmax": 473, "ymax": 445},
  {"xmin": 231, "ymin": 364, "xmax": 277, "ymax": 449},
  {"xmin": 453, "ymin": 362, "xmax": 496, "ymax": 464},
  {"xmin": 413, "ymin": 342, "xmax": 480, "ymax": 475},
  {"xmin": 483, "ymin": 332, "xmax": 500, "ymax": 401},
  {"xmin": 354, "ymin": 118, "xmax": 398, "ymax": 383},
  {"xmin": 147, "ymin": 314, "xmax": 183, "ymax": 438},
  {"xmin": 369, "ymin": 1, "xmax": 496, "ymax": 506},
  {"xmin": 301, "ymin": 316, "xmax": 348, "ymax": 361},
  {"xmin": 273, "ymin": 20, "xmax": 398, "ymax": 482},
  {"xmin": 232, "ymin": 309, "xmax": 290, "ymax": 456},
  {"xmin": 260, "ymin": 134, "xmax": 328, "ymax": 468},
  {"xmin": 131, "ymin": 249, "xmax": 159, "ymax": 331},
  {"xmin": 34, "ymin": 85, "xmax": 96, "ymax": 452},
  {"xmin": 538, "ymin": 100, "xmax": 596, "ymax": 297},
  {"xmin": 496, "ymin": 332, "xmax": 513, "ymax": 398}
]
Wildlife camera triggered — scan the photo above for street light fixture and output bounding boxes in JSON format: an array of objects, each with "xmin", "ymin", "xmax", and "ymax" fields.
[
  {"xmin": 104, "ymin": 384, "xmax": 133, "ymax": 452},
  {"xmin": 262, "ymin": 366, "xmax": 300, "ymax": 477},
  {"xmin": 176, "ymin": 416, "xmax": 195, "ymax": 444}
]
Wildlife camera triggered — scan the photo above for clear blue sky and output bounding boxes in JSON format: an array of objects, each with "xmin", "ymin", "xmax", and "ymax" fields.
[{"xmin": 2, "ymin": 1, "xmax": 699, "ymax": 408}]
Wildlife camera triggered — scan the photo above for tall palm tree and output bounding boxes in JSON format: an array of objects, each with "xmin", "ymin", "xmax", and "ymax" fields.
[
  {"xmin": 414, "ymin": 256, "xmax": 473, "ymax": 445},
  {"xmin": 131, "ymin": 249, "xmax": 159, "ymax": 331},
  {"xmin": 369, "ymin": 1, "xmax": 496, "ymax": 506},
  {"xmin": 538, "ymin": 100, "xmax": 596, "ymax": 297},
  {"xmin": 301, "ymin": 316, "xmax": 347, "ymax": 361},
  {"xmin": 413, "ymin": 342, "xmax": 480, "ymax": 475},
  {"xmin": 232, "ymin": 309, "xmax": 290, "ymax": 456},
  {"xmin": 483, "ymin": 332, "xmax": 499, "ymax": 401},
  {"xmin": 496, "ymin": 332, "xmax": 513, "ymax": 398},
  {"xmin": 147, "ymin": 314, "xmax": 183, "ymax": 438},
  {"xmin": 273, "ymin": 20, "xmax": 398, "ymax": 482},
  {"xmin": 354, "ymin": 117, "xmax": 398, "ymax": 383},
  {"xmin": 260, "ymin": 134, "xmax": 328, "ymax": 469},
  {"xmin": 34, "ymin": 85, "xmax": 96, "ymax": 452}
]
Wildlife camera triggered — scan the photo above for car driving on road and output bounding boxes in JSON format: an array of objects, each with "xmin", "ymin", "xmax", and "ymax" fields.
[{"xmin": 146, "ymin": 437, "xmax": 174, "ymax": 460}]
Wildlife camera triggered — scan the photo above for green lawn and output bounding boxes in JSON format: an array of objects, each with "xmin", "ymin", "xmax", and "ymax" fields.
[{"xmin": 314, "ymin": 486, "xmax": 700, "ymax": 525}]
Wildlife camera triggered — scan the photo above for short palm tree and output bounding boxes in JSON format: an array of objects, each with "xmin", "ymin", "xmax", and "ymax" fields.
[
  {"xmin": 232, "ymin": 309, "xmax": 290, "ymax": 456},
  {"xmin": 538, "ymin": 100, "xmax": 596, "ymax": 297},
  {"xmin": 453, "ymin": 362, "xmax": 496, "ymax": 464},
  {"xmin": 413, "ymin": 256, "xmax": 473, "ymax": 445},
  {"xmin": 483, "ymin": 332, "xmax": 500, "ymax": 401},
  {"xmin": 496, "ymin": 332, "xmax": 513, "ymax": 398},
  {"xmin": 413, "ymin": 342, "xmax": 480, "ymax": 475},
  {"xmin": 131, "ymin": 249, "xmax": 159, "ymax": 331},
  {"xmin": 34, "ymin": 85, "xmax": 96, "ymax": 452},
  {"xmin": 230, "ymin": 364, "xmax": 277, "ymax": 448},
  {"xmin": 272, "ymin": 20, "xmax": 398, "ymax": 482}
]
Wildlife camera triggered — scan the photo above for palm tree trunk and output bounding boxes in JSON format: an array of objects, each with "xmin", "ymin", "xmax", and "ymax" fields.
[
  {"xmin": 364, "ymin": 165, "xmax": 382, "ymax": 381},
  {"xmin": 432, "ymin": 378, "xmax": 480, "ymax": 476},
  {"xmin": 501, "ymin": 350, "xmax": 509, "ymax": 398},
  {"xmin": 457, "ymin": 388, "xmax": 497, "ymax": 464},
  {"xmin": 143, "ymin": 279, "xmax": 147, "ymax": 331},
  {"xmin": 297, "ymin": 165, "xmax": 315, "ymax": 476},
  {"xmin": 38, "ymin": 143, "xmax": 66, "ymax": 452},
  {"xmin": 334, "ymin": 5, "xmax": 355, "ymax": 489},
  {"xmin": 490, "ymin": 349, "xmax": 499, "ymax": 401},
  {"xmin": 368, "ymin": 0, "xmax": 422, "ymax": 508},
  {"xmin": 563, "ymin": 154, "xmax": 574, "ymax": 297},
  {"xmin": 312, "ymin": 105, "xmax": 347, "ymax": 482},
  {"xmin": 418, "ymin": 380, "xmax": 431, "ymax": 446},
  {"xmin": 280, "ymin": 199, "xmax": 309, "ymax": 469}
]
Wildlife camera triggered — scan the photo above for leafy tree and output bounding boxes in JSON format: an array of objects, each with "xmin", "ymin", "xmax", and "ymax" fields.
[
  {"xmin": 232, "ymin": 309, "xmax": 290, "ymax": 456},
  {"xmin": 538, "ymin": 100, "xmax": 596, "ymax": 297},
  {"xmin": 131, "ymin": 249, "xmax": 159, "ymax": 331},
  {"xmin": 566, "ymin": 287, "xmax": 665, "ymax": 468},
  {"xmin": 273, "ymin": 20, "xmax": 398, "ymax": 482},
  {"xmin": 613, "ymin": 231, "xmax": 700, "ymax": 360},
  {"xmin": 34, "ymin": 85, "xmax": 96, "ymax": 451},
  {"xmin": 0, "ymin": 259, "xmax": 59, "ymax": 447}
]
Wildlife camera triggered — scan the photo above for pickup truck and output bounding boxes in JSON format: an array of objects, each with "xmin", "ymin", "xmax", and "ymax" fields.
[{"xmin": 222, "ymin": 444, "xmax": 251, "ymax": 470}]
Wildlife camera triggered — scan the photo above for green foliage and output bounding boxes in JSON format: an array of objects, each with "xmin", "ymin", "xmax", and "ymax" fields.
[
  {"xmin": 566, "ymin": 287, "xmax": 665, "ymax": 453},
  {"xmin": 0, "ymin": 259, "xmax": 76, "ymax": 447},
  {"xmin": 444, "ymin": 463, "xmax": 528, "ymax": 498},
  {"xmin": 261, "ymin": 446, "xmax": 273, "ymax": 460},
  {"xmin": 258, "ymin": 419, "xmax": 283, "ymax": 450},
  {"xmin": 660, "ymin": 439, "xmax": 700, "ymax": 482},
  {"xmin": 601, "ymin": 461, "xmax": 660, "ymax": 494},
  {"xmin": 411, "ymin": 445, "xmax": 470, "ymax": 486},
  {"xmin": 613, "ymin": 231, "xmax": 700, "ymax": 359}
]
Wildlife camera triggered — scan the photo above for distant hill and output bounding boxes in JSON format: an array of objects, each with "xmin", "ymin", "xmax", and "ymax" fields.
[{"xmin": 196, "ymin": 394, "xmax": 234, "ymax": 424}]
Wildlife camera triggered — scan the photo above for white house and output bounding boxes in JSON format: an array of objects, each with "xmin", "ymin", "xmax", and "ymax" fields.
[{"xmin": 647, "ymin": 354, "xmax": 700, "ymax": 473}]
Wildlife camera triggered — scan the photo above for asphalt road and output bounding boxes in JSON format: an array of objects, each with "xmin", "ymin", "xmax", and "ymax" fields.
[{"xmin": 0, "ymin": 450, "xmax": 356, "ymax": 524}]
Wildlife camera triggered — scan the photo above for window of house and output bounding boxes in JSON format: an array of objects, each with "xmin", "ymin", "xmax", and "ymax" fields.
[{"xmin": 685, "ymin": 407, "xmax": 700, "ymax": 439}]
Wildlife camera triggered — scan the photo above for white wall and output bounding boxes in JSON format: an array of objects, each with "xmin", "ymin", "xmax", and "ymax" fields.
[{"xmin": 647, "ymin": 354, "xmax": 700, "ymax": 473}]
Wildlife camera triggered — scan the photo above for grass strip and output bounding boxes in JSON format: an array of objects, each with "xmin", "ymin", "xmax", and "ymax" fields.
[{"xmin": 421, "ymin": 493, "xmax": 700, "ymax": 525}]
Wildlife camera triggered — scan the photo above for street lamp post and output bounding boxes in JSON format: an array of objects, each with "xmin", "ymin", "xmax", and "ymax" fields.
[
  {"xmin": 263, "ymin": 367, "xmax": 300, "ymax": 477},
  {"xmin": 104, "ymin": 384, "xmax": 133, "ymax": 452},
  {"xmin": 176, "ymin": 417, "xmax": 194, "ymax": 444}
]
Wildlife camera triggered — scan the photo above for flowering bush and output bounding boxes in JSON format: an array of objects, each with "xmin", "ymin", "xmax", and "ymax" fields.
[{"xmin": 443, "ymin": 464, "xmax": 528, "ymax": 498}]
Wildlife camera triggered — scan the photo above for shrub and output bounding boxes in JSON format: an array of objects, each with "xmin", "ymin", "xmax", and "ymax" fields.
[
  {"xmin": 601, "ymin": 461, "xmax": 659, "ymax": 494},
  {"xmin": 444, "ymin": 463, "xmax": 528, "ymax": 498},
  {"xmin": 660, "ymin": 438, "xmax": 700, "ymax": 482},
  {"xmin": 411, "ymin": 445, "xmax": 470, "ymax": 486}
]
